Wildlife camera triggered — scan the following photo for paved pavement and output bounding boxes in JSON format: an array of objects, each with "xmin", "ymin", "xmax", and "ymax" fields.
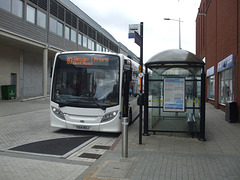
[
  {"xmin": 0, "ymin": 97, "xmax": 118, "ymax": 180},
  {"xmin": 1, "ymin": 98, "xmax": 240, "ymax": 179}
]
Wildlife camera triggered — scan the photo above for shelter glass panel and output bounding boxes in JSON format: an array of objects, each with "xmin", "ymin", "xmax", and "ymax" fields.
[
  {"xmin": 147, "ymin": 66, "xmax": 202, "ymax": 134},
  {"xmin": 148, "ymin": 107, "xmax": 201, "ymax": 132}
]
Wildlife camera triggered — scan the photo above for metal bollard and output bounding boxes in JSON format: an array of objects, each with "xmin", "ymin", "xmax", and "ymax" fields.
[{"xmin": 122, "ymin": 117, "xmax": 129, "ymax": 158}]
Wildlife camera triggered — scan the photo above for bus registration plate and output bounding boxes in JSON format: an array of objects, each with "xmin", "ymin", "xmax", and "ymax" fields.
[{"xmin": 75, "ymin": 125, "xmax": 91, "ymax": 130}]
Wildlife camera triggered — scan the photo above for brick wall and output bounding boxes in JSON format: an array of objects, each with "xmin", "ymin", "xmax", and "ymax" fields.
[{"xmin": 196, "ymin": 0, "xmax": 240, "ymax": 121}]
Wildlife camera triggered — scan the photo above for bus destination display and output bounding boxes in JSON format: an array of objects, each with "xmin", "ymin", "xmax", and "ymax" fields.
[{"xmin": 66, "ymin": 56, "xmax": 109, "ymax": 66}]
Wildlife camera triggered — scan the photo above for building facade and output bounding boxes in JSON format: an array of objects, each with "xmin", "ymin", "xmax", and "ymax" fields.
[
  {"xmin": 0, "ymin": 0, "xmax": 138, "ymax": 99},
  {"xmin": 196, "ymin": 0, "xmax": 240, "ymax": 121}
]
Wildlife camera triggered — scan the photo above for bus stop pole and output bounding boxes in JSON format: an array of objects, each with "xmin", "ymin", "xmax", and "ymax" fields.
[
  {"xmin": 122, "ymin": 71, "xmax": 130, "ymax": 157},
  {"xmin": 139, "ymin": 22, "xmax": 143, "ymax": 144},
  {"xmin": 122, "ymin": 117, "xmax": 128, "ymax": 158},
  {"xmin": 199, "ymin": 71, "xmax": 206, "ymax": 141},
  {"xmin": 143, "ymin": 67, "xmax": 149, "ymax": 136}
]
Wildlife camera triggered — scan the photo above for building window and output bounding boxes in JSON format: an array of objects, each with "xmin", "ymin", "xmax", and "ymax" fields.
[
  {"xmin": 50, "ymin": 17, "xmax": 63, "ymax": 37},
  {"xmin": 11, "ymin": 73, "xmax": 17, "ymax": 85},
  {"xmin": 57, "ymin": 22, "xmax": 63, "ymax": 37},
  {"xmin": 12, "ymin": 0, "xmax": 23, "ymax": 18},
  {"xmin": 0, "ymin": 0, "xmax": 23, "ymax": 18},
  {"xmin": 83, "ymin": 35, "xmax": 87, "ymax": 47},
  {"xmin": 88, "ymin": 39, "xmax": 92, "ymax": 50},
  {"xmin": 65, "ymin": 26, "xmax": 70, "ymax": 40},
  {"xmin": 219, "ymin": 68, "xmax": 233, "ymax": 105},
  {"xmin": 87, "ymin": 39, "xmax": 95, "ymax": 51},
  {"xmin": 27, "ymin": 4, "xmax": 46, "ymax": 28},
  {"xmin": 37, "ymin": 10, "xmax": 46, "ymax": 28},
  {"xmin": 49, "ymin": 17, "xmax": 57, "ymax": 33},
  {"xmin": 26, "ymin": 4, "xmax": 36, "ymax": 24},
  {"xmin": 71, "ymin": 29, "xmax": 76, "ymax": 42},
  {"xmin": 78, "ymin": 33, "xmax": 82, "ymax": 45},
  {"xmin": 0, "ymin": 0, "xmax": 11, "ymax": 12},
  {"xmin": 207, "ymin": 75, "xmax": 215, "ymax": 99},
  {"xmin": 96, "ymin": 44, "xmax": 102, "ymax": 51},
  {"xmin": 92, "ymin": 41, "xmax": 95, "ymax": 51}
]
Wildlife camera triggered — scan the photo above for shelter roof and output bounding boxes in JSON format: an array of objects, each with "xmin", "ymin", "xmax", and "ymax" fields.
[{"xmin": 145, "ymin": 49, "xmax": 204, "ymax": 66}]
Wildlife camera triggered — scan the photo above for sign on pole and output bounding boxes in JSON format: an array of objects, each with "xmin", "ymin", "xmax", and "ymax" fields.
[
  {"xmin": 134, "ymin": 31, "xmax": 142, "ymax": 47},
  {"xmin": 128, "ymin": 24, "xmax": 140, "ymax": 38}
]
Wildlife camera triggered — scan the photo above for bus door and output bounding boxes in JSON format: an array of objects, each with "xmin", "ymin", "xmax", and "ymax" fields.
[{"xmin": 122, "ymin": 59, "xmax": 132, "ymax": 118}]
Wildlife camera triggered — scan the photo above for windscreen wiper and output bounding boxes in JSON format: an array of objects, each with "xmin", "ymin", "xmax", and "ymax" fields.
[
  {"xmin": 61, "ymin": 97, "xmax": 106, "ymax": 110},
  {"xmin": 57, "ymin": 98, "xmax": 85, "ymax": 108},
  {"xmin": 58, "ymin": 102, "xmax": 78, "ymax": 108},
  {"xmin": 76, "ymin": 97, "xmax": 106, "ymax": 110},
  {"xmin": 89, "ymin": 98, "xmax": 106, "ymax": 110}
]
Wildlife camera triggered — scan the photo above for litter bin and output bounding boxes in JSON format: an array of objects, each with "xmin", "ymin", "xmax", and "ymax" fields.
[
  {"xmin": 225, "ymin": 101, "xmax": 238, "ymax": 123},
  {"xmin": 1, "ymin": 85, "xmax": 16, "ymax": 100}
]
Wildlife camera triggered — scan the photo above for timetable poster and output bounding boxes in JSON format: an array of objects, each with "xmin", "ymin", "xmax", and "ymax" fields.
[{"xmin": 163, "ymin": 78, "xmax": 185, "ymax": 112}]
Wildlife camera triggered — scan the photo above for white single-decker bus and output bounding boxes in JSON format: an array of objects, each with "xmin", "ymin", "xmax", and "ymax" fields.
[{"xmin": 50, "ymin": 51, "xmax": 140, "ymax": 132}]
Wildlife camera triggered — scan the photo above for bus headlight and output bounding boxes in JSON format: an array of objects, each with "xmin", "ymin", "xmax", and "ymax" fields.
[
  {"xmin": 51, "ymin": 106, "xmax": 65, "ymax": 120},
  {"xmin": 101, "ymin": 111, "xmax": 118, "ymax": 123}
]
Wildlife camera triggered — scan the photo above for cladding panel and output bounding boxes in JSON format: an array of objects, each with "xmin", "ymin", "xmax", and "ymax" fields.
[{"xmin": 0, "ymin": 10, "xmax": 47, "ymax": 44}]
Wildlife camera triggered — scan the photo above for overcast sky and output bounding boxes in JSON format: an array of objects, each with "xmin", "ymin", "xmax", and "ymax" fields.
[{"xmin": 70, "ymin": 0, "xmax": 201, "ymax": 63}]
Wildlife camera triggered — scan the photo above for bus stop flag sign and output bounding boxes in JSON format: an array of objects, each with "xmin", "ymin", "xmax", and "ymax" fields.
[
  {"xmin": 128, "ymin": 24, "xmax": 142, "ymax": 47},
  {"xmin": 134, "ymin": 32, "xmax": 142, "ymax": 47},
  {"xmin": 128, "ymin": 24, "xmax": 140, "ymax": 38}
]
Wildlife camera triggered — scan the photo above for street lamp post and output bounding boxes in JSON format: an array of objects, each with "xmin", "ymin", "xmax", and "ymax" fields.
[{"xmin": 164, "ymin": 18, "xmax": 183, "ymax": 49}]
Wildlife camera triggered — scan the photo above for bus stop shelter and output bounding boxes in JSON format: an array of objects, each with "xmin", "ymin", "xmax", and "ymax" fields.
[{"xmin": 143, "ymin": 49, "xmax": 206, "ymax": 141}]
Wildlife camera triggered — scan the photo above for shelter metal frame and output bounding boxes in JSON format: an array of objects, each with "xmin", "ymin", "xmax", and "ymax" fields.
[{"xmin": 143, "ymin": 49, "xmax": 206, "ymax": 141}]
